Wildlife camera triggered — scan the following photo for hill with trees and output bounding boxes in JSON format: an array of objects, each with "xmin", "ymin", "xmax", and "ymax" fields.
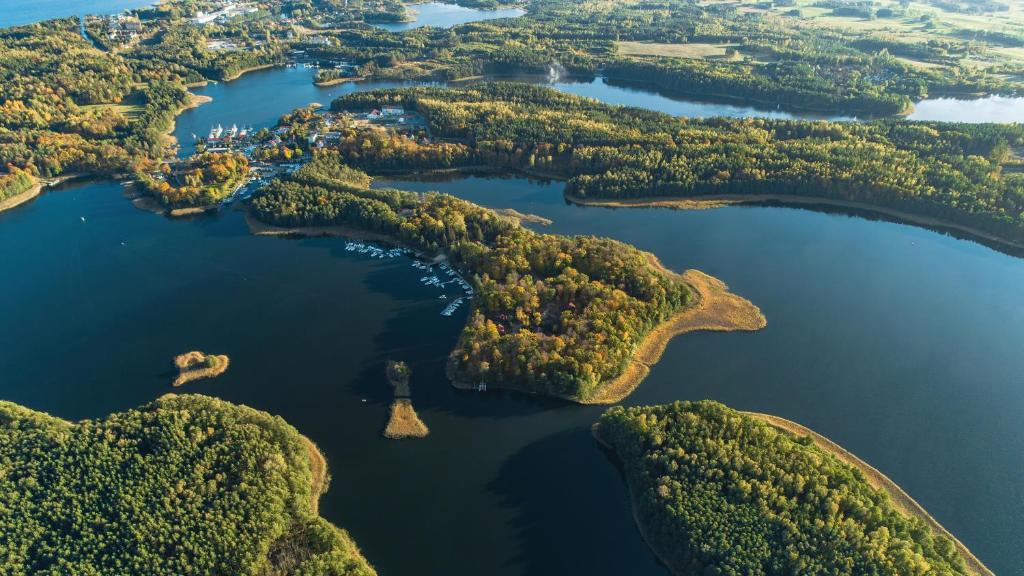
[
  {"xmin": 596, "ymin": 400, "xmax": 984, "ymax": 576},
  {"xmin": 0, "ymin": 394, "xmax": 375, "ymax": 576}
]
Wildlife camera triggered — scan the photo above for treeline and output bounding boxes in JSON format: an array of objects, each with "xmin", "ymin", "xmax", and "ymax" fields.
[
  {"xmin": 0, "ymin": 9, "xmax": 284, "ymax": 182},
  {"xmin": 289, "ymin": 0, "xmax": 1023, "ymax": 115},
  {"xmin": 597, "ymin": 400, "xmax": 971, "ymax": 575},
  {"xmin": 329, "ymin": 84, "xmax": 1024, "ymax": 244},
  {"xmin": 0, "ymin": 394, "xmax": 375, "ymax": 575},
  {"xmin": 137, "ymin": 152, "xmax": 249, "ymax": 207},
  {"xmin": 251, "ymin": 153, "xmax": 690, "ymax": 400},
  {"xmin": 0, "ymin": 168, "xmax": 38, "ymax": 204}
]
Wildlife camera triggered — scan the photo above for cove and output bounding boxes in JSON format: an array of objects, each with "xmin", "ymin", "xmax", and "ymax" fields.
[
  {"xmin": 370, "ymin": 2, "xmax": 526, "ymax": 32},
  {"xmin": 373, "ymin": 174, "xmax": 1024, "ymax": 575}
]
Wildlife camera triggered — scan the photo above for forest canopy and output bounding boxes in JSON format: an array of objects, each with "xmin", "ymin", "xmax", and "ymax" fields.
[
  {"xmin": 329, "ymin": 83, "xmax": 1024, "ymax": 244},
  {"xmin": 596, "ymin": 401, "xmax": 973, "ymax": 576},
  {"xmin": 250, "ymin": 154, "xmax": 690, "ymax": 400},
  {"xmin": 0, "ymin": 394, "xmax": 375, "ymax": 576}
]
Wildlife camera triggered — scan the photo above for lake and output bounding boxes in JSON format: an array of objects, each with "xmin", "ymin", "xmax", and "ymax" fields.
[
  {"xmin": 909, "ymin": 95, "xmax": 1024, "ymax": 123},
  {"xmin": 370, "ymin": 2, "xmax": 526, "ymax": 32},
  {"xmin": 2, "ymin": 55, "xmax": 1024, "ymax": 576},
  {"xmin": 0, "ymin": 0, "xmax": 153, "ymax": 28}
]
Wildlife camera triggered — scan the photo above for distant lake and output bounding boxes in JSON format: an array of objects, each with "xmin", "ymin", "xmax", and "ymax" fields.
[
  {"xmin": 370, "ymin": 2, "xmax": 526, "ymax": 32},
  {"xmin": 0, "ymin": 0, "xmax": 153, "ymax": 28},
  {"xmin": 908, "ymin": 95, "xmax": 1024, "ymax": 123},
  {"xmin": 530, "ymin": 76, "xmax": 858, "ymax": 121}
]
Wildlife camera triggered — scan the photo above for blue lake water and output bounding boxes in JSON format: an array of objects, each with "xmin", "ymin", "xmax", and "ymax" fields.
[
  {"xmin": 1, "ymin": 21, "xmax": 1024, "ymax": 576},
  {"xmin": 371, "ymin": 2, "xmax": 525, "ymax": 32},
  {"xmin": 909, "ymin": 95, "xmax": 1024, "ymax": 123},
  {"xmin": 0, "ymin": 0, "xmax": 152, "ymax": 27}
]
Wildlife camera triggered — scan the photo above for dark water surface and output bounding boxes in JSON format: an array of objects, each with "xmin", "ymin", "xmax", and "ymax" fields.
[{"xmin": 3, "ymin": 65, "xmax": 1024, "ymax": 575}]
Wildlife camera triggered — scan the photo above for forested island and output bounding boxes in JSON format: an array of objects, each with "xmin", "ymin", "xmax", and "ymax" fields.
[
  {"xmin": 0, "ymin": 394, "xmax": 375, "ymax": 575},
  {"xmin": 595, "ymin": 400, "xmax": 992, "ymax": 576},
  {"xmin": 327, "ymin": 84, "xmax": 1024, "ymax": 245},
  {"xmin": 250, "ymin": 154, "xmax": 764, "ymax": 401}
]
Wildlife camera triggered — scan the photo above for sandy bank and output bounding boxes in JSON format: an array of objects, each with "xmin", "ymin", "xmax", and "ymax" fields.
[
  {"xmin": 223, "ymin": 64, "xmax": 275, "ymax": 82},
  {"xmin": 566, "ymin": 193, "xmax": 1024, "ymax": 251},
  {"xmin": 172, "ymin": 351, "xmax": 230, "ymax": 387},
  {"xmin": 383, "ymin": 399, "xmax": 430, "ymax": 439},
  {"xmin": 164, "ymin": 93, "xmax": 213, "ymax": 149},
  {"xmin": 745, "ymin": 412, "xmax": 994, "ymax": 576},
  {"xmin": 584, "ymin": 268, "xmax": 765, "ymax": 404},
  {"xmin": 245, "ymin": 210, "xmax": 397, "ymax": 243},
  {"xmin": 314, "ymin": 76, "xmax": 364, "ymax": 87},
  {"xmin": 301, "ymin": 436, "xmax": 329, "ymax": 514},
  {"xmin": 494, "ymin": 207, "xmax": 552, "ymax": 225},
  {"xmin": 0, "ymin": 183, "xmax": 42, "ymax": 214}
]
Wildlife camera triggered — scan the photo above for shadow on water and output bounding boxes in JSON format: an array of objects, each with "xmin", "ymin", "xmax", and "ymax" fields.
[{"xmin": 484, "ymin": 426, "xmax": 666, "ymax": 575}]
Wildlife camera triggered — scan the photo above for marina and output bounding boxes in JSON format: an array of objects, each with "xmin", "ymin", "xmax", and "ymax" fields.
[{"xmin": 346, "ymin": 241, "xmax": 473, "ymax": 315}]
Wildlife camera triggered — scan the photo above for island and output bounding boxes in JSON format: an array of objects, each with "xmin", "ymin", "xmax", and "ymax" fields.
[
  {"xmin": 250, "ymin": 155, "xmax": 765, "ymax": 402},
  {"xmin": 172, "ymin": 350, "xmax": 230, "ymax": 387},
  {"xmin": 382, "ymin": 360, "xmax": 430, "ymax": 439},
  {"xmin": 594, "ymin": 400, "xmax": 993, "ymax": 576},
  {"xmin": 0, "ymin": 394, "xmax": 375, "ymax": 575}
]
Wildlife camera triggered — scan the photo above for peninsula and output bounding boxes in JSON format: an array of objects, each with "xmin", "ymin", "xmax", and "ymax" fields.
[
  {"xmin": 0, "ymin": 394, "xmax": 375, "ymax": 575},
  {"xmin": 250, "ymin": 155, "xmax": 765, "ymax": 402},
  {"xmin": 595, "ymin": 400, "xmax": 993, "ymax": 576}
]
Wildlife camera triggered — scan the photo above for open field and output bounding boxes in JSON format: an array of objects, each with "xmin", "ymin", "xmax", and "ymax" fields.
[{"xmin": 616, "ymin": 41, "xmax": 739, "ymax": 60}]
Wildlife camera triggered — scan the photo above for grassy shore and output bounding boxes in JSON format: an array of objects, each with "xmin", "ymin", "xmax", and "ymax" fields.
[
  {"xmin": 745, "ymin": 412, "xmax": 994, "ymax": 576},
  {"xmin": 171, "ymin": 351, "xmax": 230, "ymax": 387},
  {"xmin": 582, "ymin": 267, "xmax": 765, "ymax": 404},
  {"xmin": 0, "ymin": 183, "xmax": 42, "ymax": 214},
  {"xmin": 314, "ymin": 76, "xmax": 364, "ymax": 87},
  {"xmin": 566, "ymin": 193, "xmax": 1024, "ymax": 250},
  {"xmin": 383, "ymin": 400, "xmax": 430, "ymax": 439},
  {"xmin": 245, "ymin": 209, "xmax": 398, "ymax": 243}
]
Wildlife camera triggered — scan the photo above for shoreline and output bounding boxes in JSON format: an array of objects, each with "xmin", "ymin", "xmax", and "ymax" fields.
[
  {"xmin": 582, "ymin": 267, "xmax": 765, "ymax": 404},
  {"xmin": 377, "ymin": 167, "xmax": 1024, "ymax": 251},
  {"xmin": 222, "ymin": 63, "xmax": 276, "ymax": 82},
  {"xmin": 244, "ymin": 209, "xmax": 398, "ymax": 243},
  {"xmin": 591, "ymin": 423, "xmax": 682, "ymax": 576},
  {"xmin": 594, "ymin": 417, "xmax": 993, "ymax": 576},
  {"xmin": 745, "ymin": 412, "xmax": 994, "ymax": 576},
  {"xmin": 566, "ymin": 192, "xmax": 1024, "ymax": 251},
  {"xmin": 452, "ymin": 266, "xmax": 765, "ymax": 404},
  {"xmin": 164, "ymin": 93, "xmax": 213, "ymax": 149},
  {"xmin": 0, "ymin": 183, "xmax": 43, "ymax": 214},
  {"xmin": 314, "ymin": 76, "xmax": 365, "ymax": 87}
]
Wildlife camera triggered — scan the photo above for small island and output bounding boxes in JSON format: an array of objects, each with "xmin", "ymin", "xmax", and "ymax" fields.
[
  {"xmin": 382, "ymin": 360, "xmax": 429, "ymax": 439},
  {"xmin": 595, "ymin": 401, "xmax": 993, "ymax": 576},
  {"xmin": 172, "ymin": 351, "xmax": 230, "ymax": 387}
]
